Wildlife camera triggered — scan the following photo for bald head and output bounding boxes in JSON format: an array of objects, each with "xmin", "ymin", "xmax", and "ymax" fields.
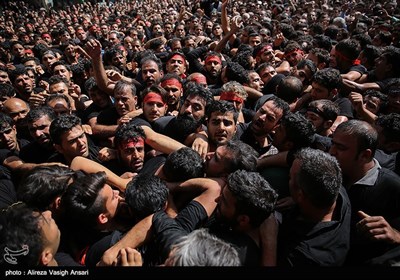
[{"xmin": 3, "ymin": 97, "xmax": 30, "ymax": 123}]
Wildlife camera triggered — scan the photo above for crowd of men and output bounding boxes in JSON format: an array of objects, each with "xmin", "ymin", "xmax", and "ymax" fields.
[{"xmin": 0, "ymin": 0, "xmax": 400, "ymax": 268}]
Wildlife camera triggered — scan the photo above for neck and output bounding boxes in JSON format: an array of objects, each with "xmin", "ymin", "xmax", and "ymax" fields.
[
  {"xmin": 247, "ymin": 227, "xmax": 261, "ymax": 247},
  {"xmin": 300, "ymin": 201, "xmax": 336, "ymax": 223},
  {"xmin": 253, "ymin": 134, "xmax": 269, "ymax": 148},
  {"xmin": 345, "ymin": 160, "xmax": 375, "ymax": 187}
]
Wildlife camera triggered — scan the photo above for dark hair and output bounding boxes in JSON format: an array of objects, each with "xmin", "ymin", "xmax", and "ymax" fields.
[
  {"xmin": 18, "ymin": 166, "xmax": 76, "ymax": 211},
  {"xmin": 49, "ymin": 114, "xmax": 82, "ymax": 145},
  {"xmin": 61, "ymin": 171, "xmax": 107, "ymax": 229},
  {"xmin": 125, "ymin": 173, "xmax": 168, "ymax": 221},
  {"xmin": 163, "ymin": 147, "xmax": 204, "ymax": 181},
  {"xmin": 0, "ymin": 203, "xmax": 45, "ymax": 265},
  {"xmin": 308, "ymin": 99, "xmax": 339, "ymax": 121},
  {"xmin": 206, "ymin": 100, "xmax": 238, "ymax": 123},
  {"xmin": 9, "ymin": 67, "xmax": 30, "ymax": 84},
  {"xmin": 223, "ymin": 61, "xmax": 249, "ymax": 84},
  {"xmin": 276, "ymin": 76, "xmax": 303, "ymax": 104},
  {"xmin": 227, "ymin": 170, "xmax": 277, "ymax": 227},
  {"xmin": 375, "ymin": 113, "xmax": 400, "ymax": 144},
  {"xmin": 294, "ymin": 148, "xmax": 342, "ymax": 208},
  {"xmin": 280, "ymin": 112, "xmax": 315, "ymax": 150},
  {"xmin": 308, "ymin": 48, "xmax": 330, "ymax": 67},
  {"xmin": 48, "ymin": 75, "xmax": 69, "ymax": 87},
  {"xmin": 311, "ymin": 67, "xmax": 342, "ymax": 92},
  {"xmin": 84, "ymin": 77, "xmax": 98, "ymax": 92},
  {"xmin": 26, "ymin": 105, "xmax": 56, "ymax": 124},
  {"xmin": 335, "ymin": 39, "xmax": 361, "ymax": 62},
  {"xmin": 0, "ymin": 83, "xmax": 15, "ymax": 99},
  {"xmin": 183, "ymin": 83, "xmax": 214, "ymax": 111},
  {"xmin": 336, "ymin": 120, "xmax": 378, "ymax": 157},
  {"xmin": 114, "ymin": 79, "xmax": 137, "ymax": 97},
  {"xmin": 224, "ymin": 140, "xmax": 259, "ymax": 173},
  {"xmin": 0, "ymin": 112, "xmax": 14, "ymax": 130},
  {"xmin": 114, "ymin": 121, "xmax": 146, "ymax": 149}
]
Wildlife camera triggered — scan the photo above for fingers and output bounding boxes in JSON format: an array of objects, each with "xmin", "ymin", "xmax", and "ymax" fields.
[{"xmin": 357, "ymin": 210, "xmax": 370, "ymax": 219}]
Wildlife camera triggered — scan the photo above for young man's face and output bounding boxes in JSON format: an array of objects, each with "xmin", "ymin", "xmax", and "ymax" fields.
[
  {"xmin": 118, "ymin": 138, "xmax": 145, "ymax": 173},
  {"xmin": 205, "ymin": 145, "xmax": 232, "ymax": 177},
  {"xmin": 207, "ymin": 111, "xmax": 237, "ymax": 148},
  {"xmin": 310, "ymin": 82, "xmax": 332, "ymax": 101},
  {"xmin": 0, "ymin": 124, "xmax": 18, "ymax": 151},
  {"xmin": 251, "ymin": 100, "xmax": 283, "ymax": 137},
  {"xmin": 179, "ymin": 95, "xmax": 206, "ymax": 122},
  {"xmin": 142, "ymin": 98, "xmax": 167, "ymax": 122},
  {"xmin": 56, "ymin": 125, "xmax": 89, "ymax": 160}
]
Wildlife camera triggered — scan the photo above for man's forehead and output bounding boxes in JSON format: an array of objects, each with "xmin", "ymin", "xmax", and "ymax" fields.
[{"xmin": 0, "ymin": 125, "xmax": 12, "ymax": 133}]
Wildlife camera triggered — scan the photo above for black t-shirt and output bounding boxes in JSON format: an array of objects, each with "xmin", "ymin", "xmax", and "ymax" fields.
[
  {"xmin": 96, "ymin": 107, "xmax": 120, "ymax": 125},
  {"xmin": 140, "ymin": 155, "xmax": 166, "ymax": 176},
  {"xmin": 278, "ymin": 187, "xmax": 351, "ymax": 266},
  {"xmin": 80, "ymin": 102, "xmax": 111, "ymax": 124},
  {"xmin": 0, "ymin": 165, "xmax": 16, "ymax": 209},
  {"xmin": 0, "ymin": 139, "xmax": 30, "ymax": 164},
  {"xmin": 207, "ymin": 220, "xmax": 261, "ymax": 266},
  {"xmin": 334, "ymin": 96, "xmax": 354, "ymax": 119},
  {"xmin": 19, "ymin": 141, "xmax": 56, "ymax": 164}
]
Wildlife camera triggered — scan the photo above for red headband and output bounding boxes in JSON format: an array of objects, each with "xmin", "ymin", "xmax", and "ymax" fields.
[
  {"xmin": 169, "ymin": 54, "xmax": 185, "ymax": 63},
  {"xmin": 220, "ymin": 91, "xmax": 244, "ymax": 104},
  {"xmin": 334, "ymin": 50, "xmax": 361, "ymax": 65},
  {"xmin": 143, "ymin": 92, "xmax": 165, "ymax": 104},
  {"xmin": 119, "ymin": 138, "xmax": 145, "ymax": 150},
  {"xmin": 285, "ymin": 48, "xmax": 304, "ymax": 58},
  {"xmin": 161, "ymin": 78, "xmax": 182, "ymax": 89},
  {"xmin": 205, "ymin": 55, "xmax": 222, "ymax": 65},
  {"xmin": 190, "ymin": 75, "xmax": 207, "ymax": 85},
  {"xmin": 257, "ymin": 45, "xmax": 273, "ymax": 57}
]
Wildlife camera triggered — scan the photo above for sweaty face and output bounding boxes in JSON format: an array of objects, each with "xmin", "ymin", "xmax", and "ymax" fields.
[
  {"xmin": 0, "ymin": 125, "xmax": 18, "ymax": 151},
  {"xmin": 114, "ymin": 89, "xmax": 137, "ymax": 116},
  {"xmin": 56, "ymin": 125, "xmax": 89, "ymax": 161},
  {"xmin": 204, "ymin": 58, "xmax": 222, "ymax": 79},
  {"xmin": 207, "ymin": 112, "xmax": 237, "ymax": 148},
  {"xmin": 205, "ymin": 145, "xmax": 232, "ymax": 177},
  {"xmin": 248, "ymin": 72, "xmax": 264, "ymax": 91},
  {"xmin": 118, "ymin": 138, "xmax": 145, "ymax": 172},
  {"xmin": 166, "ymin": 56, "xmax": 186, "ymax": 76},
  {"xmin": 141, "ymin": 61, "xmax": 163, "ymax": 87},
  {"xmin": 53, "ymin": 65, "xmax": 72, "ymax": 82},
  {"xmin": 142, "ymin": 99, "xmax": 167, "ymax": 122},
  {"xmin": 14, "ymin": 74, "xmax": 34, "ymax": 96},
  {"xmin": 214, "ymin": 184, "xmax": 239, "ymax": 227},
  {"xmin": 99, "ymin": 184, "xmax": 123, "ymax": 224},
  {"xmin": 28, "ymin": 115, "xmax": 53, "ymax": 148},
  {"xmin": 179, "ymin": 95, "xmax": 206, "ymax": 122},
  {"xmin": 251, "ymin": 100, "xmax": 283, "ymax": 137},
  {"xmin": 39, "ymin": 210, "xmax": 61, "ymax": 260}
]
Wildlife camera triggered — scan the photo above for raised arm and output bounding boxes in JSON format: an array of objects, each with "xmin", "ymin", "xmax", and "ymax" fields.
[
  {"xmin": 141, "ymin": 125, "xmax": 185, "ymax": 154},
  {"xmin": 70, "ymin": 156, "xmax": 130, "ymax": 192},
  {"xmin": 85, "ymin": 39, "xmax": 115, "ymax": 96}
]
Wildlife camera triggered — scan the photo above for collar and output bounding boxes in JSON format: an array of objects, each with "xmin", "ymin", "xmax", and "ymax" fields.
[{"xmin": 353, "ymin": 158, "xmax": 381, "ymax": 187}]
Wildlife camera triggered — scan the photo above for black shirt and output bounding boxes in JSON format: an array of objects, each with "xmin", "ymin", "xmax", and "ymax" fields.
[{"xmin": 277, "ymin": 187, "xmax": 351, "ymax": 266}]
